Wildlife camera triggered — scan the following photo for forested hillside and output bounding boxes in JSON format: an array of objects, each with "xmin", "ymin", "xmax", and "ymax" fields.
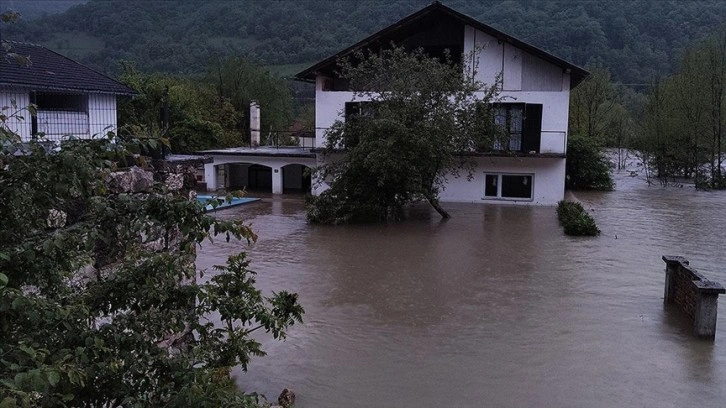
[
  {"xmin": 3, "ymin": 0, "xmax": 726, "ymax": 83},
  {"xmin": 0, "ymin": 0, "xmax": 84, "ymax": 20}
]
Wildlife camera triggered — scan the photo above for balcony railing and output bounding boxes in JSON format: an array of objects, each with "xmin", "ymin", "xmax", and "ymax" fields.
[{"xmin": 488, "ymin": 131, "xmax": 566, "ymax": 155}]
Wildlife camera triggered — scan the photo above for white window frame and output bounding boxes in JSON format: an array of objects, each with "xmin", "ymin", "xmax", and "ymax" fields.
[{"xmin": 483, "ymin": 173, "xmax": 534, "ymax": 201}]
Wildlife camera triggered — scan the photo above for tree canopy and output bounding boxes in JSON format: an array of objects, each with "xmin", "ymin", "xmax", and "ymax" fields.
[
  {"xmin": 0, "ymin": 102, "xmax": 303, "ymax": 406},
  {"xmin": 633, "ymin": 29, "xmax": 726, "ymax": 188},
  {"xmin": 4, "ymin": 0, "xmax": 725, "ymax": 85},
  {"xmin": 307, "ymin": 47, "xmax": 499, "ymax": 223}
]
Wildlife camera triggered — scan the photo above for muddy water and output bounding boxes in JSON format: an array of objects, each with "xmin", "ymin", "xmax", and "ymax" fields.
[{"xmin": 196, "ymin": 171, "xmax": 726, "ymax": 408}]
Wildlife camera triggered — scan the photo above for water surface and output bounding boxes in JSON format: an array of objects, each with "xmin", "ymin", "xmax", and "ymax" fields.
[{"xmin": 197, "ymin": 171, "xmax": 726, "ymax": 408}]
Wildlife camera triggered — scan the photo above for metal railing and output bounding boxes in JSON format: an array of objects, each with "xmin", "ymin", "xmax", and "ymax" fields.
[{"xmin": 262, "ymin": 130, "xmax": 316, "ymax": 149}]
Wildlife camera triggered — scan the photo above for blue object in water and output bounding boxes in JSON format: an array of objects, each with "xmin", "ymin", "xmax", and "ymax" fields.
[{"xmin": 196, "ymin": 195, "xmax": 260, "ymax": 211}]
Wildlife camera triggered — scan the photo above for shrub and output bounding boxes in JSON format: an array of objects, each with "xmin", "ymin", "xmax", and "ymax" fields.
[{"xmin": 557, "ymin": 200, "xmax": 600, "ymax": 236}]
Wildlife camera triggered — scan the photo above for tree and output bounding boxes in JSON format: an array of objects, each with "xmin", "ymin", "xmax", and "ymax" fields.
[
  {"xmin": 118, "ymin": 65, "xmax": 242, "ymax": 154},
  {"xmin": 208, "ymin": 58, "xmax": 293, "ymax": 145},
  {"xmin": 565, "ymin": 133, "xmax": 614, "ymax": 190},
  {"xmin": 634, "ymin": 28, "xmax": 726, "ymax": 188},
  {"xmin": 568, "ymin": 65, "xmax": 618, "ymax": 144},
  {"xmin": 0, "ymin": 115, "xmax": 303, "ymax": 405},
  {"xmin": 307, "ymin": 46, "xmax": 500, "ymax": 223}
]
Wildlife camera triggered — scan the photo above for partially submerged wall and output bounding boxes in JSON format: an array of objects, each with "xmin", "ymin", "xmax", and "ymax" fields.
[{"xmin": 663, "ymin": 255, "xmax": 725, "ymax": 339}]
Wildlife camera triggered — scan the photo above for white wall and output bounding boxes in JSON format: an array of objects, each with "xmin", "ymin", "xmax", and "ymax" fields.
[
  {"xmin": 88, "ymin": 94, "xmax": 117, "ymax": 138},
  {"xmin": 439, "ymin": 157, "xmax": 565, "ymax": 205},
  {"xmin": 464, "ymin": 25, "xmax": 571, "ymax": 155},
  {"xmin": 0, "ymin": 91, "xmax": 31, "ymax": 141}
]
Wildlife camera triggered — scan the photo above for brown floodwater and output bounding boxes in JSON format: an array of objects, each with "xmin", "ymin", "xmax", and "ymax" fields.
[{"xmin": 196, "ymin": 169, "xmax": 726, "ymax": 408}]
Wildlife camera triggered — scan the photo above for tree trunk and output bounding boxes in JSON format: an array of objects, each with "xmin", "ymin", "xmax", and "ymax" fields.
[{"xmin": 427, "ymin": 196, "xmax": 450, "ymax": 219}]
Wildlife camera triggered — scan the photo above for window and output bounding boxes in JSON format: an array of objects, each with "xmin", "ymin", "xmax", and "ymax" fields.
[
  {"xmin": 484, "ymin": 173, "xmax": 533, "ymax": 200},
  {"xmin": 491, "ymin": 103, "xmax": 543, "ymax": 153},
  {"xmin": 493, "ymin": 104, "xmax": 523, "ymax": 151},
  {"xmin": 35, "ymin": 92, "xmax": 88, "ymax": 112}
]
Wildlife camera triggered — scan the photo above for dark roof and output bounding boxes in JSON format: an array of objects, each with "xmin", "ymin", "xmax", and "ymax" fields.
[
  {"xmin": 0, "ymin": 42, "xmax": 135, "ymax": 95},
  {"xmin": 295, "ymin": 2, "xmax": 589, "ymax": 88}
]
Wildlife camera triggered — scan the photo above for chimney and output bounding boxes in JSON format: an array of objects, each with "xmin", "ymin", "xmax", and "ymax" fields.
[{"xmin": 250, "ymin": 101, "xmax": 260, "ymax": 146}]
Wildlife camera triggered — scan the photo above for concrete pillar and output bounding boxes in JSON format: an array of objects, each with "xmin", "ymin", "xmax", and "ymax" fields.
[
  {"xmin": 694, "ymin": 292, "xmax": 720, "ymax": 339},
  {"xmin": 250, "ymin": 101, "xmax": 260, "ymax": 146},
  {"xmin": 272, "ymin": 166, "xmax": 282, "ymax": 194},
  {"xmin": 204, "ymin": 163, "xmax": 217, "ymax": 192}
]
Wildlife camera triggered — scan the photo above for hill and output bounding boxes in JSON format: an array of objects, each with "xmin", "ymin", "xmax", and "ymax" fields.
[
  {"xmin": 3, "ymin": 0, "xmax": 726, "ymax": 84},
  {"xmin": 0, "ymin": 0, "xmax": 85, "ymax": 20}
]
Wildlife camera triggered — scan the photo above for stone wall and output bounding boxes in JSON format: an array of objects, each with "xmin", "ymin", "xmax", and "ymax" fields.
[
  {"xmin": 98, "ymin": 156, "xmax": 211, "ymax": 351},
  {"xmin": 663, "ymin": 256, "xmax": 725, "ymax": 339}
]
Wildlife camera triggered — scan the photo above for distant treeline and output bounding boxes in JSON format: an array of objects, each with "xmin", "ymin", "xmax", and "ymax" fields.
[{"xmin": 4, "ymin": 0, "xmax": 726, "ymax": 83}]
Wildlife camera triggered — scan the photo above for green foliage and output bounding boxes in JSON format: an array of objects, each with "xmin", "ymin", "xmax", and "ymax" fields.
[
  {"xmin": 557, "ymin": 201, "xmax": 600, "ymax": 236},
  {"xmin": 635, "ymin": 29, "xmax": 726, "ymax": 188},
  {"xmin": 118, "ymin": 61, "xmax": 295, "ymax": 152},
  {"xmin": 4, "ymin": 0, "xmax": 726, "ymax": 85},
  {"xmin": 0, "ymin": 115, "xmax": 303, "ymax": 405},
  {"xmin": 308, "ymin": 46, "xmax": 499, "ymax": 223},
  {"xmin": 566, "ymin": 134, "xmax": 614, "ymax": 191},
  {"xmin": 209, "ymin": 57, "xmax": 294, "ymax": 143},
  {"xmin": 118, "ymin": 65, "xmax": 243, "ymax": 153}
]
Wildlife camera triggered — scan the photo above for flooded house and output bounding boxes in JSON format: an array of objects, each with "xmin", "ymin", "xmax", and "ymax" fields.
[{"xmin": 295, "ymin": 2, "xmax": 589, "ymax": 205}]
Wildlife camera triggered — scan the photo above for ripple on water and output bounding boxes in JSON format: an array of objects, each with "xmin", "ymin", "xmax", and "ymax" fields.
[{"xmin": 200, "ymin": 181, "xmax": 726, "ymax": 408}]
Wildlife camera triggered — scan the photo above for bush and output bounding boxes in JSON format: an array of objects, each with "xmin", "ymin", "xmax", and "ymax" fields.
[
  {"xmin": 566, "ymin": 134, "xmax": 614, "ymax": 190},
  {"xmin": 557, "ymin": 200, "xmax": 600, "ymax": 236}
]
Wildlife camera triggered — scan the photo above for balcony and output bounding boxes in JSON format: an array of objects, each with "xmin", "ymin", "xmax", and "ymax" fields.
[{"xmin": 478, "ymin": 131, "xmax": 566, "ymax": 157}]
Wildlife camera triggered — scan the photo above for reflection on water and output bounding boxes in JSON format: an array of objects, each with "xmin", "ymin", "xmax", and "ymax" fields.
[{"xmin": 197, "ymin": 172, "xmax": 726, "ymax": 408}]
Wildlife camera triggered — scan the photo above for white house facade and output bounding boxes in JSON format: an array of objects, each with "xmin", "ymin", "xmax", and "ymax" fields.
[
  {"xmin": 296, "ymin": 2, "xmax": 589, "ymax": 205},
  {"xmin": 1, "ymin": 42, "xmax": 134, "ymax": 142}
]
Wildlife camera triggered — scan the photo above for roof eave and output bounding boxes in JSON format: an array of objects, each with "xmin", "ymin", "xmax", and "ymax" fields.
[{"xmin": 0, "ymin": 82, "xmax": 137, "ymax": 95}]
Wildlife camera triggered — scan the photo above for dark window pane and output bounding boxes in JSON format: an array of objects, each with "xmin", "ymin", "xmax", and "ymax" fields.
[
  {"xmin": 485, "ymin": 174, "xmax": 498, "ymax": 197},
  {"xmin": 501, "ymin": 175, "xmax": 532, "ymax": 199}
]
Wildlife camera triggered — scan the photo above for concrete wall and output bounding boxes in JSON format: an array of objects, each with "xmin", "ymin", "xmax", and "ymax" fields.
[
  {"xmin": 663, "ymin": 256, "xmax": 725, "ymax": 339},
  {"xmin": 439, "ymin": 157, "xmax": 565, "ymax": 205}
]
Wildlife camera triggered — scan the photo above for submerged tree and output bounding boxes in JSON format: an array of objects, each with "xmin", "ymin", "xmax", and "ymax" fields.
[
  {"xmin": 635, "ymin": 28, "xmax": 726, "ymax": 188},
  {"xmin": 307, "ymin": 46, "xmax": 500, "ymax": 223}
]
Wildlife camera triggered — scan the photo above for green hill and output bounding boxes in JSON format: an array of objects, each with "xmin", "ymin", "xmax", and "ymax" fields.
[{"xmin": 4, "ymin": 0, "xmax": 726, "ymax": 83}]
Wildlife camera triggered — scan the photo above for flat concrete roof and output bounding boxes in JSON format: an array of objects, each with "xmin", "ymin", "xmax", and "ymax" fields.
[{"xmin": 198, "ymin": 146, "xmax": 316, "ymax": 158}]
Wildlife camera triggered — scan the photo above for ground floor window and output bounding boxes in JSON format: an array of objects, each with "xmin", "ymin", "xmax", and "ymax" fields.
[{"xmin": 484, "ymin": 173, "xmax": 533, "ymax": 200}]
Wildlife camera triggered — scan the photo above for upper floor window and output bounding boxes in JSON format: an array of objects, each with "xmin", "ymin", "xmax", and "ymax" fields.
[{"xmin": 492, "ymin": 103, "xmax": 542, "ymax": 154}]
